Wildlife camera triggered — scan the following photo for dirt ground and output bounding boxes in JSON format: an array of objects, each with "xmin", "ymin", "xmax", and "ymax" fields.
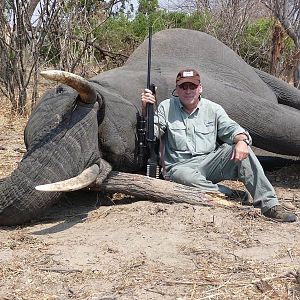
[{"xmin": 0, "ymin": 101, "xmax": 300, "ymax": 300}]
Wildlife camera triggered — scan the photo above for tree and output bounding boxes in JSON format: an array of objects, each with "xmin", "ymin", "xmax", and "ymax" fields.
[
  {"xmin": 0, "ymin": 0, "xmax": 131, "ymax": 115},
  {"xmin": 160, "ymin": 0, "xmax": 270, "ymax": 56},
  {"xmin": 137, "ymin": 0, "xmax": 159, "ymax": 14},
  {"xmin": 263, "ymin": 0, "xmax": 300, "ymax": 87},
  {"xmin": 0, "ymin": 0, "xmax": 63, "ymax": 114}
]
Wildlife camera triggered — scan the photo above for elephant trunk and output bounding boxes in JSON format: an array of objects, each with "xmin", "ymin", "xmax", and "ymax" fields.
[
  {"xmin": 0, "ymin": 101, "xmax": 101, "ymax": 226},
  {"xmin": 0, "ymin": 168, "xmax": 62, "ymax": 225}
]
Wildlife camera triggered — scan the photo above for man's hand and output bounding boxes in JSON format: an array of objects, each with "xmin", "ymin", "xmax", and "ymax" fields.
[
  {"xmin": 231, "ymin": 140, "xmax": 249, "ymax": 162},
  {"xmin": 141, "ymin": 88, "xmax": 156, "ymax": 115}
]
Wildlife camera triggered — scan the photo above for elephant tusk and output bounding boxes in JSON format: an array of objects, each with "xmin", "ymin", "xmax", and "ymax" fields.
[
  {"xmin": 40, "ymin": 70, "xmax": 98, "ymax": 104},
  {"xmin": 35, "ymin": 164, "xmax": 100, "ymax": 192}
]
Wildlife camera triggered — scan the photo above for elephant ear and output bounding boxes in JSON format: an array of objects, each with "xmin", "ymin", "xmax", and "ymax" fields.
[{"xmin": 254, "ymin": 68, "xmax": 300, "ymax": 110}]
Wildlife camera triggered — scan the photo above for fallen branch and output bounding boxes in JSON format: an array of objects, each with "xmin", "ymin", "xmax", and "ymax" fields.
[{"xmin": 88, "ymin": 171, "xmax": 222, "ymax": 207}]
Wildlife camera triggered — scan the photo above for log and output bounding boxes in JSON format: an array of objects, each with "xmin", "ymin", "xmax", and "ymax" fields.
[{"xmin": 87, "ymin": 171, "xmax": 223, "ymax": 207}]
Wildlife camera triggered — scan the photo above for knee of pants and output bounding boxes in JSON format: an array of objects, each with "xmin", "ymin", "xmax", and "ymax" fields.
[
  {"xmin": 219, "ymin": 143, "xmax": 234, "ymax": 160},
  {"xmin": 169, "ymin": 167, "xmax": 204, "ymax": 186},
  {"xmin": 211, "ymin": 144, "xmax": 238, "ymax": 181},
  {"xmin": 239, "ymin": 147, "xmax": 265, "ymax": 178},
  {"xmin": 169, "ymin": 167, "xmax": 217, "ymax": 190}
]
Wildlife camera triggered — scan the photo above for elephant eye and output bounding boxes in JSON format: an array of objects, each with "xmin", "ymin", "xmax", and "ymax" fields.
[{"xmin": 56, "ymin": 86, "xmax": 64, "ymax": 94}]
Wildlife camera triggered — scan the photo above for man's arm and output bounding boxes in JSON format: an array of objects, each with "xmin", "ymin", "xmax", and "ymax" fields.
[
  {"xmin": 141, "ymin": 88, "xmax": 156, "ymax": 116},
  {"xmin": 215, "ymin": 106, "xmax": 251, "ymax": 162},
  {"xmin": 141, "ymin": 88, "xmax": 166, "ymax": 137},
  {"xmin": 231, "ymin": 133, "xmax": 250, "ymax": 162},
  {"xmin": 233, "ymin": 133, "xmax": 250, "ymax": 145}
]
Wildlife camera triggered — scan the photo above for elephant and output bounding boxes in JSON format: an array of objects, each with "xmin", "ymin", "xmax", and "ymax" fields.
[{"xmin": 1, "ymin": 28, "xmax": 300, "ymax": 226}]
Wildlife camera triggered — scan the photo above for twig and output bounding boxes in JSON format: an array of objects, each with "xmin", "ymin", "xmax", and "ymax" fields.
[
  {"xmin": 205, "ymin": 275, "xmax": 234, "ymax": 293},
  {"xmin": 287, "ymin": 248, "xmax": 294, "ymax": 261},
  {"xmin": 199, "ymin": 294, "xmax": 221, "ymax": 300},
  {"xmin": 39, "ymin": 268, "xmax": 82, "ymax": 274},
  {"xmin": 163, "ymin": 271, "xmax": 297, "ymax": 289},
  {"xmin": 144, "ymin": 288, "xmax": 166, "ymax": 296},
  {"xmin": 241, "ymin": 271, "xmax": 297, "ymax": 289},
  {"xmin": 164, "ymin": 280, "xmax": 220, "ymax": 286},
  {"xmin": 69, "ymin": 35, "xmax": 129, "ymax": 60}
]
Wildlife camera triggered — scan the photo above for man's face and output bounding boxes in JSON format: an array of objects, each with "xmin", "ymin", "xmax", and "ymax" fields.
[{"xmin": 176, "ymin": 82, "xmax": 202, "ymax": 109}]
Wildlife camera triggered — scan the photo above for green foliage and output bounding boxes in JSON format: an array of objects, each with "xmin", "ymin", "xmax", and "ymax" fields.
[
  {"xmin": 2, "ymin": 0, "xmax": 14, "ymax": 20},
  {"xmin": 238, "ymin": 18, "xmax": 295, "ymax": 72},
  {"xmin": 94, "ymin": 14, "xmax": 139, "ymax": 54},
  {"xmin": 93, "ymin": 9, "xmax": 217, "ymax": 58},
  {"xmin": 137, "ymin": 0, "xmax": 159, "ymax": 14},
  {"xmin": 282, "ymin": 32, "xmax": 296, "ymax": 53},
  {"xmin": 38, "ymin": 3, "xmax": 298, "ymax": 75},
  {"xmin": 181, "ymin": 11, "xmax": 215, "ymax": 31},
  {"xmin": 239, "ymin": 18, "xmax": 273, "ymax": 70}
]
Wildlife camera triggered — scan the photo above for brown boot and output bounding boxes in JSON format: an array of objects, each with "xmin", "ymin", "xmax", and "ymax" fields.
[{"xmin": 263, "ymin": 205, "xmax": 298, "ymax": 222}]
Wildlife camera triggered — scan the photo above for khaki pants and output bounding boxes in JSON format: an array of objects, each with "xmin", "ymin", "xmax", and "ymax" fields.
[{"xmin": 167, "ymin": 144, "xmax": 278, "ymax": 213}]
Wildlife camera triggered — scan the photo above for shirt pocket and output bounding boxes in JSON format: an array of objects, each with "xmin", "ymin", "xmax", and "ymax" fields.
[
  {"xmin": 194, "ymin": 122, "xmax": 216, "ymax": 153},
  {"xmin": 168, "ymin": 122, "xmax": 188, "ymax": 151}
]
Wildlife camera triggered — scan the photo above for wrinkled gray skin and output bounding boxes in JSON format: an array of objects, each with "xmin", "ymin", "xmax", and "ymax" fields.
[{"xmin": 1, "ymin": 28, "xmax": 300, "ymax": 226}]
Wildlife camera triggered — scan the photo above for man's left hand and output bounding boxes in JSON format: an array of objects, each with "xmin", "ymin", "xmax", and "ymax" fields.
[{"xmin": 231, "ymin": 141, "xmax": 249, "ymax": 162}]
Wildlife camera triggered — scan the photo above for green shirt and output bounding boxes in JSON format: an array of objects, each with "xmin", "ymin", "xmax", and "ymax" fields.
[{"xmin": 155, "ymin": 96, "xmax": 250, "ymax": 169}]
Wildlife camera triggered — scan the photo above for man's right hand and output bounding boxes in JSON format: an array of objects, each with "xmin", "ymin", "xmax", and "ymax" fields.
[{"xmin": 141, "ymin": 88, "xmax": 156, "ymax": 115}]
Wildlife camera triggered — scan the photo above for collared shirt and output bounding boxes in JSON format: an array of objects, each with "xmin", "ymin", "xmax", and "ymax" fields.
[{"xmin": 154, "ymin": 96, "xmax": 250, "ymax": 169}]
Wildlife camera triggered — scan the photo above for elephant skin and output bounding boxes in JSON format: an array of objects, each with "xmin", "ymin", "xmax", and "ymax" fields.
[{"xmin": 1, "ymin": 28, "xmax": 300, "ymax": 225}]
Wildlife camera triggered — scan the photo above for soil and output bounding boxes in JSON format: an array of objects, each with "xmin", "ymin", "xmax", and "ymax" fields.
[{"xmin": 0, "ymin": 101, "xmax": 300, "ymax": 300}]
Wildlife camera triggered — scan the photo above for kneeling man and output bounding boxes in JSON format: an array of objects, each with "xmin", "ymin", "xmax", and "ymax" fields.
[{"xmin": 141, "ymin": 68, "xmax": 297, "ymax": 222}]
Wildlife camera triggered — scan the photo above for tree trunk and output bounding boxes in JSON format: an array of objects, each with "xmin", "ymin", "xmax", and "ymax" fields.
[
  {"xmin": 294, "ymin": 62, "xmax": 300, "ymax": 89},
  {"xmin": 88, "ymin": 171, "xmax": 221, "ymax": 207},
  {"xmin": 270, "ymin": 21, "xmax": 284, "ymax": 76}
]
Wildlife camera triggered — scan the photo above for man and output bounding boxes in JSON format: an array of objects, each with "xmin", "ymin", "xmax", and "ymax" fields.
[{"xmin": 141, "ymin": 68, "xmax": 297, "ymax": 222}]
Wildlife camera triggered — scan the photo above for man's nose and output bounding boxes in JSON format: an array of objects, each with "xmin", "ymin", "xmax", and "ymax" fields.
[{"xmin": 185, "ymin": 87, "xmax": 193, "ymax": 92}]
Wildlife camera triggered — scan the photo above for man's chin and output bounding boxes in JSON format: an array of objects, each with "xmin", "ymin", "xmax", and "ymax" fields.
[{"xmin": 184, "ymin": 98, "xmax": 196, "ymax": 103}]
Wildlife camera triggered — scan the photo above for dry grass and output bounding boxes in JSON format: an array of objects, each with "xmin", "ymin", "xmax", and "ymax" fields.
[{"xmin": 0, "ymin": 99, "xmax": 27, "ymax": 179}]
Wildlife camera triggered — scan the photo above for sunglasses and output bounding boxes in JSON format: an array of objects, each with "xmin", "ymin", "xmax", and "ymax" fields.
[{"xmin": 178, "ymin": 83, "xmax": 198, "ymax": 90}]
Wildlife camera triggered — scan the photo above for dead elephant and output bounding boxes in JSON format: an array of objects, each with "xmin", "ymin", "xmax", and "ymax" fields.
[{"xmin": 1, "ymin": 28, "xmax": 300, "ymax": 226}]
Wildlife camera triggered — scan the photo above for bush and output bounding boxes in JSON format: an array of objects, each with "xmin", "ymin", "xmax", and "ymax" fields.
[{"xmin": 239, "ymin": 18, "xmax": 273, "ymax": 71}]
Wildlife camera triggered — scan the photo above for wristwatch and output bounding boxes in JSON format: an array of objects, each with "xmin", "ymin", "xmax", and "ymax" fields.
[{"xmin": 242, "ymin": 138, "xmax": 250, "ymax": 146}]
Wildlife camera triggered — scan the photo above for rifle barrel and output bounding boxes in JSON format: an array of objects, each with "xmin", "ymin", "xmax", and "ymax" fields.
[{"xmin": 147, "ymin": 24, "xmax": 152, "ymax": 90}]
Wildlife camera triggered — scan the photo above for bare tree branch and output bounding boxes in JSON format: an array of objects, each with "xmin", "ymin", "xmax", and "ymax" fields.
[
  {"xmin": 262, "ymin": 0, "xmax": 300, "ymax": 86},
  {"xmin": 69, "ymin": 35, "xmax": 129, "ymax": 60}
]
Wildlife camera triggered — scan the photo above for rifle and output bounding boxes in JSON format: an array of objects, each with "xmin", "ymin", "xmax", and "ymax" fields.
[{"xmin": 136, "ymin": 14, "xmax": 160, "ymax": 178}]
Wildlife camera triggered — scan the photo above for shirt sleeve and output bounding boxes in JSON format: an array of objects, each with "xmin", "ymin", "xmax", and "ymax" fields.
[
  {"xmin": 154, "ymin": 103, "xmax": 167, "ymax": 138},
  {"xmin": 216, "ymin": 106, "xmax": 252, "ymax": 145}
]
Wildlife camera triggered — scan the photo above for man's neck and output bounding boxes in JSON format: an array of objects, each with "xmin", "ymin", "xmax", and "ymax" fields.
[{"xmin": 181, "ymin": 98, "xmax": 201, "ymax": 114}]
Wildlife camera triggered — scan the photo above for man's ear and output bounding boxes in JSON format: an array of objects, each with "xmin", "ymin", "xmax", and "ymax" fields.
[{"xmin": 199, "ymin": 84, "xmax": 203, "ymax": 93}]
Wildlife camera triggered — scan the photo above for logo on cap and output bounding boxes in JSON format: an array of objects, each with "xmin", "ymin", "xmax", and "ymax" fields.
[
  {"xmin": 182, "ymin": 71, "xmax": 194, "ymax": 77},
  {"xmin": 176, "ymin": 69, "xmax": 201, "ymax": 86}
]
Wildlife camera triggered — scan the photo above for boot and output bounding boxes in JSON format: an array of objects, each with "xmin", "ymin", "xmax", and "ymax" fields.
[{"xmin": 263, "ymin": 205, "xmax": 298, "ymax": 222}]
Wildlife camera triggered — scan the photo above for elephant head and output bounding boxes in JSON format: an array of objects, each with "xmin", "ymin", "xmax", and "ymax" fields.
[
  {"xmin": 0, "ymin": 73, "xmax": 105, "ymax": 225},
  {"xmin": 0, "ymin": 67, "xmax": 145, "ymax": 225}
]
